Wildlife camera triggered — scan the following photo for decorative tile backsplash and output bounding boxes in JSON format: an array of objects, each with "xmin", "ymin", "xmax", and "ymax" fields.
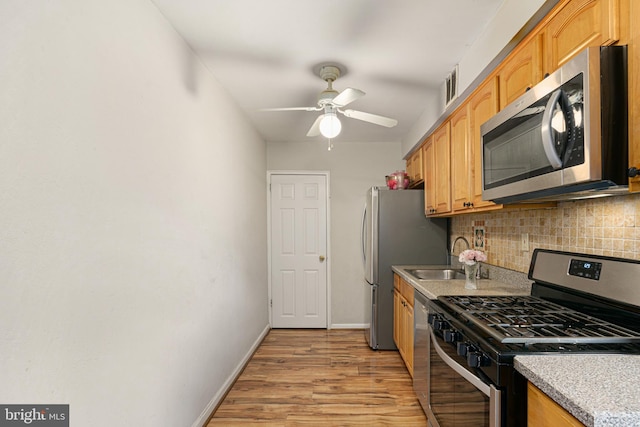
[{"xmin": 451, "ymin": 193, "xmax": 640, "ymax": 273}]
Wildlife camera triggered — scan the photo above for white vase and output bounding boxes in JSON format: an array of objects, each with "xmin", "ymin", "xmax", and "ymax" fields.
[{"xmin": 464, "ymin": 263, "xmax": 479, "ymax": 289}]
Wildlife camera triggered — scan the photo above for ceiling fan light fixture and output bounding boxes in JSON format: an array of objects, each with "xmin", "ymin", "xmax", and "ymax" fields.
[{"xmin": 319, "ymin": 112, "xmax": 342, "ymax": 138}]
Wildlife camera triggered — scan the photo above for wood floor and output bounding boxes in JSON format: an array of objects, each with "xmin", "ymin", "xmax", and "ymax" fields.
[{"xmin": 207, "ymin": 329, "xmax": 428, "ymax": 426}]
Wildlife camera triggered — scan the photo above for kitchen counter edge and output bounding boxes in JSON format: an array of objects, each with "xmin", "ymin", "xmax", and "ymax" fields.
[{"xmin": 391, "ymin": 265, "xmax": 532, "ymax": 299}]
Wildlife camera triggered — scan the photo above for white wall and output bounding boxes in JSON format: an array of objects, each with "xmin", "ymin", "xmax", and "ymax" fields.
[
  {"xmin": 267, "ymin": 141, "xmax": 405, "ymax": 327},
  {"xmin": 0, "ymin": 1, "xmax": 267, "ymax": 426},
  {"xmin": 401, "ymin": 0, "xmax": 549, "ymax": 156}
]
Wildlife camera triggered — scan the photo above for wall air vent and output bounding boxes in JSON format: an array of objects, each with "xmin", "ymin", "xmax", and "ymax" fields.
[{"xmin": 444, "ymin": 64, "xmax": 459, "ymax": 108}]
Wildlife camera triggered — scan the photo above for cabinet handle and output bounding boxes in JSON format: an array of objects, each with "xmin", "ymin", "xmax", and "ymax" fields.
[{"xmin": 629, "ymin": 167, "xmax": 639, "ymax": 178}]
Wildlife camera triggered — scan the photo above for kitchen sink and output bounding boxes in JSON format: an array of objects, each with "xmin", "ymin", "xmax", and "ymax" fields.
[{"xmin": 406, "ymin": 268, "xmax": 464, "ymax": 280}]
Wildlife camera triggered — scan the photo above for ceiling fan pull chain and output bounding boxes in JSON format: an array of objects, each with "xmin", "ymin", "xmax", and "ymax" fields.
[{"xmin": 327, "ymin": 138, "xmax": 334, "ymax": 151}]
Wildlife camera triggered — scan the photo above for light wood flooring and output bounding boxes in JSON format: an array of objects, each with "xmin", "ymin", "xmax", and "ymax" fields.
[{"xmin": 207, "ymin": 328, "xmax": 427, "ymax": 426}]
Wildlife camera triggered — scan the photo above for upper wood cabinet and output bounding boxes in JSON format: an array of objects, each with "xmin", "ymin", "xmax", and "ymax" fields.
[
  {"xmin": 451, "ymin": 77, "xmax": 502, "ymax": 214},
  {"xmin": 406, "ymin": 148, "xmax": 423, "ymax": 187},
  {"xmin": 426, "ymin": 122, "xmax": 452, "ymax": 216},
  {"xmin": 450, "ymin": 104, "xmax": 473, "ymax": 213},
  {"xmin": 469, "ymin": 78, "xmax": 500, "ymax": 210},
  {"xmin": 434, "ymin": 123, "xmax": 452, "ymax": 214},
  {"xmin": 497, "ymin": 34, "xmax": 544, "ymax": 109},
  {"xmin": 423, "ymin": 138, "xmax": 436, "ymax": 215},
  {"xmin": 543, "ymin": 0, "xmax": 621, "ymax": 73},
  {"xmin": 495, "ymin": 0, "xmax": 624, "ymax": 108}
]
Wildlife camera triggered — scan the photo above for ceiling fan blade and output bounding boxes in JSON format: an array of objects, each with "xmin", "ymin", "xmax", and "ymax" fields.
[
  {"xmin": 332, "ymin": 88, "xmax": 365, "ymax": 107},
  {"xmin": 259, "ymin": 107, "xmax": 320, "ymax": 112},
  {"xmin": 306, "ymin": 115, "xmax": 323, "ymax": 137},
  {"xmin": 342, "ymin": 109, "xmax": 398, "ymax": 128}
]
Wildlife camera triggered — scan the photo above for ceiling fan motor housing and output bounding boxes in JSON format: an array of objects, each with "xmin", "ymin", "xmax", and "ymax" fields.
[
  {"xmin": 319, "ymin": 65, "xmax": 341, "ymax": 82},
  {"xmin": 318, "ymin": 89, "xmax": 338, "ymax": 106},
  {"xmin": 317, "ymin": 65, "xmax": 341, "ymax": 106}
]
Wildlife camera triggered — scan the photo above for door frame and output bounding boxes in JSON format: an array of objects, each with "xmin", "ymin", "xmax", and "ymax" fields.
[{"xmin": 267, "ymin": 170, "xmax": 331, "ymax": 329}]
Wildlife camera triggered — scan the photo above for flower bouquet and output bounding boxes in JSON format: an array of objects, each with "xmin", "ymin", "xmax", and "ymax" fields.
[{"xmin": 458, "ymin": 249, "xmax": 487, "ymax": 289}]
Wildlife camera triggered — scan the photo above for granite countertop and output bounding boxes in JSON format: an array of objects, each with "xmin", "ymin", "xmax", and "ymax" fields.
[
  {"xmin": 515, "ymin": 355, "xmax": 640, "ymax": 427},
  {"xmin": 392, "ymin": 264, "xmax": 532, "ymax": 299}
]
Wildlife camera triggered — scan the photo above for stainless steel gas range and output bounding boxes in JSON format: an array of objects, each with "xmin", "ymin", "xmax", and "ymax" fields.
[{"xmin": 414, "ymin": 249, "xmax": 640, "ymax": 427}]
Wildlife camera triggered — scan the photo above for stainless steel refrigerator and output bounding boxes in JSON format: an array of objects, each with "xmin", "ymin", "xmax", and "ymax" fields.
[{"xmin": 361, "ymin": 187, "xmax": 448, "ymax": 350}]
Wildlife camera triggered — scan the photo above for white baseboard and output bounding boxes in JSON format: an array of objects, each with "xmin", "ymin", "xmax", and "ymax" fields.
[
  {"xmin": 330, "ymin": 323, "xmax": 366, "ymax": 329},
  {"xmin": 192, "ymin": 324, "xmax": 271, "ymax": 427}
]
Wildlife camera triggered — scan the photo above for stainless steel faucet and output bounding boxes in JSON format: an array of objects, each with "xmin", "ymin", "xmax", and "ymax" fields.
[
  {"xmin": 450, "ymin": 236, "xmax": 470, "ymax": 255},
  {"xmin": 449, "ymin": 236, "xmax": 471, "ymax": 272}
]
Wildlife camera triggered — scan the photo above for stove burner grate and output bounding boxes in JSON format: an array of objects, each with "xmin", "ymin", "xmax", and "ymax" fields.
[{"xmin": 439, "ymin": 295, "xmax": 640, "ymax": 344}]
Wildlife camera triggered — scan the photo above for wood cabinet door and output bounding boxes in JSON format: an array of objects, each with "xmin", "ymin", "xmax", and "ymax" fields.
[
  {"xmin": 469, "ymin": 77, "xmax": 499, "ymax": 209},
  {"xmin": 528, "ymin": 382, "xmax": 585, "ymax": 426},
  {"xmin": 450, "ymin": 104, "xmax": 472, "ymax": 212},
  {"xmin": 544, "ymin": 0, "xmax": 620, "ymax": 73},
  {"xmin": 423, "ymin": 139, "xmax": 436, "ymax": 215},
  {"xmin": 498, "ymin": 34, "xmax": 543, "ymax": 109},
  {"xmin": 411, "ymin": 149, "xmax": 423, "ymax": 183},
  {"xmin": 406, "ymin": 156, "xmax": 414, "ymax": 183},
  {"xmin": 406, "ymin": 149, "xmax": 423, "ymax": 186},
  {"xmin": 433, "ymin": 122, "xmax": 452, "ymax": 214},
  {"xmin": 393, "ymin": 288, "xmax": 401, "ymax": 349},
  {"xmin": 405, "ymin": 302, "xmax": 414, "ymax": 377}
]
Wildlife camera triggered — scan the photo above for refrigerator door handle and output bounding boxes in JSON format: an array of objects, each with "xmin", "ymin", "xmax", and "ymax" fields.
[{"xmin": 361, "ymin": 203, "xmax": 367, "ymax": 267}]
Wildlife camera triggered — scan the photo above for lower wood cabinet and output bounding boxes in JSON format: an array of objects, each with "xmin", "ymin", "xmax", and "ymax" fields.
[
  {"xmin": 528, "ymin": 382, "xmax": 585, "ymax": 427},
  {"xmin": 393, "ymin": 274, "xmax": 414, "ymax": 377}
]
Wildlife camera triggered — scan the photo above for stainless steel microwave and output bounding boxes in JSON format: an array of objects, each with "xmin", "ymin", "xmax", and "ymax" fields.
[{"xmin": 481, "ymin": 46, "xmax": 628, "ymax": 204}]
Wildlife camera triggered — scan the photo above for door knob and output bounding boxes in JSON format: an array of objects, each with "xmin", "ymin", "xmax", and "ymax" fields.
[{"xmin": 319, "ymin": 255, "xmax": 326, "ymax": 262}]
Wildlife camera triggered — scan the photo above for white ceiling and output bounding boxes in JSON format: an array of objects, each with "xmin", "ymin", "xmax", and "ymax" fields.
[{"xmin": 150, "ymin": 0, "xmax": 505, "ymax": 143}]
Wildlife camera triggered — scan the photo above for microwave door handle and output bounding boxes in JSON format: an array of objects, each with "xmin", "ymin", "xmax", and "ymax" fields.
[{"xmin": 540, "ymin": 89, "xmax": 564, "ymax": 169}]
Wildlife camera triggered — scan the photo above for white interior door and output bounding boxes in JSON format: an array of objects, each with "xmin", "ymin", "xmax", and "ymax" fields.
[{"xmin": 269, "ymin": 173, "xmax": 328, "ymax": 328}]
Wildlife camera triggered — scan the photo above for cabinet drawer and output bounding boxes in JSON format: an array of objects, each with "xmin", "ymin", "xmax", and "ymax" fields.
[{"xmin": 400, "ymin": 278, "xmax": 414, "ymax": 306}]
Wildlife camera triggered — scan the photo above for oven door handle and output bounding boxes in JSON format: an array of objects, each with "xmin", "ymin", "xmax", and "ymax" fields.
[
  {"xmin": 429, "ymin": 327, "xmax": 503, "ymax": 427},
  {"xmin": 429, "ymin": 328, "xmax": 491, "ymax": 395}
]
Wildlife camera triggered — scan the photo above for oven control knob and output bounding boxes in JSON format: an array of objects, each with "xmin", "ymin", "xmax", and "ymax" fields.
[
  {"xmin": 443, "ymin": 330, "xmax": 461, "ymax": 343},
  {"xmin": 467, "ymin": 351, "xmax": 489, "ymax": 368},
  {"xmin": 457, "ymin": 342, "xmax": 471, "ymax": 357},
  {"xmin": 432, "ymin": 319, "xmax": 450, "ymax": 331}
]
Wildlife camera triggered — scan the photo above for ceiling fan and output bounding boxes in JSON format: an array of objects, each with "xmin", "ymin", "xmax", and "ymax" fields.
[{"xmin": 260, "ymin": 65, "xmax": 398, "ymax": 139}]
